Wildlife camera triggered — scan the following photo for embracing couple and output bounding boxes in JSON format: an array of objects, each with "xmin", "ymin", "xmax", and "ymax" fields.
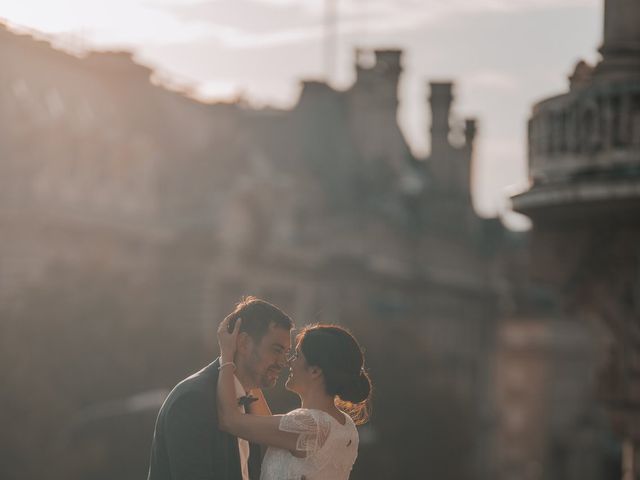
[{"xmin": 147, "ymin": 297, "xmax": 371, "ymax": 480}]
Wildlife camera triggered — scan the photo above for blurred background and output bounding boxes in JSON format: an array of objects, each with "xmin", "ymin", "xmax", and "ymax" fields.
[{"xmin": 1, "ymin": 0, "xmax": 639, "ymax": 479}]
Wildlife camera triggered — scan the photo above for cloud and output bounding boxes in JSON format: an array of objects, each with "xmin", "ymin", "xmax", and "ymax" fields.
[
  {"xmin": 0, "ymin": 0, "xmax": 212, "ymax": 47},
  {"xmin": 186, "ymin": 0, "xmax": 599, "ymax": 50},
  {"xmin": 465, "ymin": 70, "xmax": 519, "ymax": 91},
  {"xmin": 249, "ymin": 0, "xmax": 599, "ymax": 19},
  {"xmin": 157, "ymin": 0, "xmax": 436, "ymax": 50},
  {"xmin": 218, "ymin": 26, "xmax": 321, "ymax": 48},
  {"xmin": 472, "ymin": 136, "xmax": 530, "ymax": 217},
  {"xmin": 0, "ymin": 0, "xmax": 599, "ymax": 52}
]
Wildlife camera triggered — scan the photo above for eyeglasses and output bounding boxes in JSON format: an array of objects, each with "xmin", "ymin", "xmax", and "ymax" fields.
[{"xmin": 286, "ymin": 350, "xmax": 300, "ymax": 364}]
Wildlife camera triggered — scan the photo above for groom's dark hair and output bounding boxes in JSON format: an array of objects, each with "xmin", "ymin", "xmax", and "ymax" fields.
[{"xmin": 224, "ymin": 296, "xmax": 293, "ymax": 341}]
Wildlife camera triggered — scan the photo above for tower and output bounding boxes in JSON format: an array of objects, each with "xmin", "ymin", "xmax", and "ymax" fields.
[
  {"xmin": 597, "ymin": 0, "xmax": 640, "ymax": 78},
  {"xmin": 512, "ymin": 0, "xmax": 640, "ymax": 475}
]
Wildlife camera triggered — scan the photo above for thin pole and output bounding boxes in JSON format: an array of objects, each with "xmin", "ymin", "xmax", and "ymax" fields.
[{"xmin": 324, "ymin": 0, "xmax": 337, "ymax": 82}]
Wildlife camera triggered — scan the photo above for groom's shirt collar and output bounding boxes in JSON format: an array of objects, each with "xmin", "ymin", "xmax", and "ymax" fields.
[
  {"xmin": 233, "ymin": 374, "xmax": 248, "ymax": 399},
  {"xmin": 233, "ymin": 374, "xmax": 251, "ymax": 480}
]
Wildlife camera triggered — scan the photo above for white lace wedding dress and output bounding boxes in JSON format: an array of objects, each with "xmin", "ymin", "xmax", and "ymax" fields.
[{"xmin": 260, "ymin": 408, "xmax": 359, "ymax": 480}]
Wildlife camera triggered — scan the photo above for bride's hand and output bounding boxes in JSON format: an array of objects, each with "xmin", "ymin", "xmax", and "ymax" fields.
[{"xmin": 217, "ymin": 316, "xmax": 241, "ymax": 361}]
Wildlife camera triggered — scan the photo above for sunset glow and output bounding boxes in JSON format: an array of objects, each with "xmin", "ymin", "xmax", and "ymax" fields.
[{"xmin": 0, "ymin": 0, "xmax": 601, "ymax": 223}]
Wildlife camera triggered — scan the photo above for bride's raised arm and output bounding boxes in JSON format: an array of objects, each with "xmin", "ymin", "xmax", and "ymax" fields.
[{"xmin": 216, "ymin": 317, "xmax": 299, "ymax": 452}]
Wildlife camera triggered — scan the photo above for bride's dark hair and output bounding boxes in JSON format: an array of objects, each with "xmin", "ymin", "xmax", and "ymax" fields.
[{"xmin": 297, "ymin": 324, "xmax": 371, "ymax": 425}]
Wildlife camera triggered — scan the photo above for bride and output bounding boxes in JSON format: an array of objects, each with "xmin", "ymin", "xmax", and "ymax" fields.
[{"xmin": 216, "ymin": 316, "xmax": 371, "ymax": 480}]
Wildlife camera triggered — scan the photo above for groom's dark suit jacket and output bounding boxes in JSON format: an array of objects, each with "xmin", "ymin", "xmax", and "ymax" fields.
[{"xmin": 147, "ymin": 358, "xmax": 262, "ymax": 480}]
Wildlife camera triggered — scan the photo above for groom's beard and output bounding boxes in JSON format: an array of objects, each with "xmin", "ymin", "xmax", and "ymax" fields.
[
  {"xmin": 258, "ymin": 364, "xmax": 283, "ymax": 388},
  {"xmin": 246, "ymin": 350, "xmax": 283, "ymax": 389}
]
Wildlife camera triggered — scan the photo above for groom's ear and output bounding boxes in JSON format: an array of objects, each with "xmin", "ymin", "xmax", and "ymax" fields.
[{"xmin": 236, "ymin": 331, "xmax": 252, "ymax": 355}]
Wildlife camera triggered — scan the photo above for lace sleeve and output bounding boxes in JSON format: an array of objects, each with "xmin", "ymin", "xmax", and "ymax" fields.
[{"xmin": 278, "ymin": 409, "xmax": 332, "ymax": 456}]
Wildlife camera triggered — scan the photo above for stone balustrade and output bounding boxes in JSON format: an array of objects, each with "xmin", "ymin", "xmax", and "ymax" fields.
[{"xmin": 528, "ymin": 80, "xmax": 640, "ymax": 184}]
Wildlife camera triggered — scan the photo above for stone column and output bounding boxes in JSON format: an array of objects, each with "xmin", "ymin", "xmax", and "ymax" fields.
[
  {"xmin": 598, "ymin": 0, "xmax": 640, "ymax": 77},
  {"xmin": 618, "ymin": 93, "xmax": 631, "ymax": 147},
  {"xmin": 603, "ymin": 0, "xmax": 640, "ymax": 53}
]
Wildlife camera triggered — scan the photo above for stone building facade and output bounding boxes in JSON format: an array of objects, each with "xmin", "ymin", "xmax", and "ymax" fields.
[{"xmin": 512, "ymin": 0, "xmax": 640, "ymax": 477}]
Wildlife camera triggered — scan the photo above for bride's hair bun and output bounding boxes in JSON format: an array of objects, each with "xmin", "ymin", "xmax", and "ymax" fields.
[{"xmin": 338, "ymin": 370, "xmax": 371, "ymax": 404}]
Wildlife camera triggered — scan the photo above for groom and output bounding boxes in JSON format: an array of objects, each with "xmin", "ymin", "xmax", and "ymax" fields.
[{"xmin": 147, "ymin": 297, "xmax": 293, "ymax": 480}]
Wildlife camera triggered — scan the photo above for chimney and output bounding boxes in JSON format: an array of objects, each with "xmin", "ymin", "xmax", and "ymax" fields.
[
  {"xmin": 429, "ymin": 82, "xmax": 453, "ymax": 155},
  {"xmin": 464, "ymin": 118, "xmax": 477, "ymax": 150},
  {"xmin": 374, "ymin": 50, "xmax": 402, "ymax": 74}
]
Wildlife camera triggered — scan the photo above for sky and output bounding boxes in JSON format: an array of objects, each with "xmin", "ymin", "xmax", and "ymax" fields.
[{"xmin": 0, "ymin": 0, "xmax": 603, "ymax": 229}]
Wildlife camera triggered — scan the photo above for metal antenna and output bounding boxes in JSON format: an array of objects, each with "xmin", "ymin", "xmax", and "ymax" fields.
[{"xmin": 324, "ymin": 0, "xmax": 337, "ymax": 82}]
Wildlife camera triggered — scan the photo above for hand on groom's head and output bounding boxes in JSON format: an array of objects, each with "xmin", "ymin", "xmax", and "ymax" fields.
[{"xmin": 227, "ymin": 316, "xmax": 241, "ymax": 333}]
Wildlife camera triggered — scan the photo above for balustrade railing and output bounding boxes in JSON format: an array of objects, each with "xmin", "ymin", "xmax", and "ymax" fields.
[{"xmin": 528, "ymin": 80, "xmax": 640, "ymax": 183}]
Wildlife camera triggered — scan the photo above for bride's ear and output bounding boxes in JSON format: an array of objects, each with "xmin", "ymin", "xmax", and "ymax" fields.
[{"xmin": 309, "ymin": 366, "xmax": 323, "ymax": 379}]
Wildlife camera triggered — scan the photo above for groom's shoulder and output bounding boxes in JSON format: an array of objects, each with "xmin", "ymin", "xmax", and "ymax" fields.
[
  {"xmin": 176, "ymin": 359, "xmax": 219, "ymax": 392},
  {"xmin": 161, "ymin": 360, "xmax": 219, "ymax": 410}
]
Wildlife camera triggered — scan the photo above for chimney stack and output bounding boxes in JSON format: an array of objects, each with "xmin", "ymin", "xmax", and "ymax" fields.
[{"xmin": 429, "ymin": 82, "xmax": 453, "ymax": 155}]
